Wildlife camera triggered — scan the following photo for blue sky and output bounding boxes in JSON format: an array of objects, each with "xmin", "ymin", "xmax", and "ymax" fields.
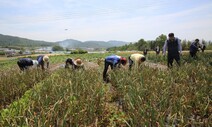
[{"xmin": 0, "ymin": 0, "xmax": 211, "ymax": 42}]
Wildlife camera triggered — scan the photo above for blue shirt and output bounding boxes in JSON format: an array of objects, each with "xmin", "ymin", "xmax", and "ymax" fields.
[
  {"xmin": 105, "ymin": 55, "xmax": 121, "ymax": 66},
  {"xmin": 37, "ymin": 55, "xmax": 44, "ymax": 64}
]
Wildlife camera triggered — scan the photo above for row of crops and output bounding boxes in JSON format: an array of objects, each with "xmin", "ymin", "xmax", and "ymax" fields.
[{"xmin": 0, "ymin": 52, "xmax": 211, "ymax": 126}]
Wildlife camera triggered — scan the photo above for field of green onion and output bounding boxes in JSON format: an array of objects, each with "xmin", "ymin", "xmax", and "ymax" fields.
[{"xmin": 0, "ymin": 52, "xmax": 211, "ymax": 126}]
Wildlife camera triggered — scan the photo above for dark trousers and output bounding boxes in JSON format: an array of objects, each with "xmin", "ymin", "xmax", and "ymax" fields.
[
  {"xmin": 190, "ymin": 52, "xmax": 197, "ymax": 58},
  {"xmin": 167, "ymin": 54, "xmax": 180, "ymax": 68},
  {"xmin": 103, "ymin": 60, "xmax": 114, "ymax": 82}
]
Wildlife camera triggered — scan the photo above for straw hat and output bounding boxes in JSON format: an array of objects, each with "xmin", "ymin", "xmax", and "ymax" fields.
[
  {"xmin": 43, "ymin": 55, "xmax": 49, "ymax": 63},
  {"xmin": 74, "ymin": 59, "xmax": 83, "ymax": 66}
]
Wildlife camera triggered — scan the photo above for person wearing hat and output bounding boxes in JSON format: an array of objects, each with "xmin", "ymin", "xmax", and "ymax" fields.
[
  {"xmin": 17, "ymin": 58, "xmax": 38, "ymax": 71},
  {"xmin": 37, "ymin": 55, "xmax": 49, "ymax": 70},
  {"xmin": 129, "ymin": 53, "xmax": 146, "ymax": 70},
  {"xmin": 190, "ymin": 39, "xmax": 200, "ymax": 58},
  {"xmin": 103, "ymin": 55, "xmax": 127, "ymax": 82},
  {"xmin": 73, "ymin": 58, "xmax": 84, "ymax": 70},
  {"xmin": 163, "ymin": 33, "xmax": 182, "ymax": 68}
]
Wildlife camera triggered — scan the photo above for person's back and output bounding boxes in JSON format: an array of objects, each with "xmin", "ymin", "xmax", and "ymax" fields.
[
  {"xmin": 129, "ymin": 54, "xmax": 145, "ymax": 70},
  {"xmin": 105, "ymin": 55, "xmax": 121, "ymax": 66},
  {"xmin": 103, "ymin": 55, "xmax": 127, "ymax": 82},
  {"xmin": 190, "ymin": 42, "xmax": 198, "ymax": 53},
  {"xmin": 19, "ymin": 58, "xmax": 33, "ymax": 65},
  {"xmin": 130, "ymin": 54, "xmax": 144, "ymax": 62},
  {"xmin": 167, "ymin": 38, "xmax": 180, "ymax": 56},
  {"xmin": 17, "ymin": 58, "xmax": 35, "ymax": 71},
  {"xmin": 37, "ymin": 55, "xmax": 49, "ymax": 70}
]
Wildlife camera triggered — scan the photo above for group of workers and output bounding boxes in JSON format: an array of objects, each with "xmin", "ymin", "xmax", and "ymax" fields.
[{"xmin": 17, "ymin": 32, "xmax": 206, "ymax": 82}]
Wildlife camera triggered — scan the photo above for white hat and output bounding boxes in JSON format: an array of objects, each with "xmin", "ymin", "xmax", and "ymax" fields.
[
  {"xmin": 43, "ymin": 55, "xmax": 49, "ymax": 62},
  {"xmin": 32, "ymin": 60, "xmax": 38, "ymax": 66},
  {"xmin": 74, "ymin": 59, "xmax": 84, "ymax": 67}
]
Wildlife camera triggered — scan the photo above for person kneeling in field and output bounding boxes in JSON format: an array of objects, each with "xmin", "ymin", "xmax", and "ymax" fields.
[
  {"xmin": 103, "ymin": 55, "xmax": 127, "ymax": 82},
  {"xmin": 37, "ymin": 55, "xmax": 49, "ymax": 70},
  {"xmin": 17, "ymin": 58, "xmax": 38, "ymax": 71},
  {"xmin": 129, "ymin": 53, "xmax": 146, "ymax": 70},
  {"xmin": 65, "ymin": 58, "xmax": 84, "ymax": 70}
]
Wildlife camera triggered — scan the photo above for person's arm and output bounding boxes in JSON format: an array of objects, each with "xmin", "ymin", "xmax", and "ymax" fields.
[
  {"xmin": 47, "ymin": 62, "xmax": 49, "ymax": 68},
  {"xmin": 178, "ymin": 39, "xmax": 182, "ymax": 54},
  {"xmin": 163, "ymin": 40, "xmax": 168, "ymax": 55},
  {"xmin": 113, "ymin": 60, "xmax": 118, "ymax": 68}
]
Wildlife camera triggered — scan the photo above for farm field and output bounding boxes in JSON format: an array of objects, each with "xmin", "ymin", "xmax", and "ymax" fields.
[{"xmin": 0, "ymin": 51, "xmax": 211, "ymax": 126}]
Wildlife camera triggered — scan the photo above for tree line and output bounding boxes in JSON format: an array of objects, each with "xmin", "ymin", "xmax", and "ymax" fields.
[{"xmin": 107, "ymin": 34, "xmax": 212, "ymax": 51}]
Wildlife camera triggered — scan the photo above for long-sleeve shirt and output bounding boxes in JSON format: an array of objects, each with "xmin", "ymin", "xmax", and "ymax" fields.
[
  {"xmin": 105, "ymin": 55, "xmax": 121, "ymax": 67},
  {"xmin": 163, "ymin": 38, "xmax": 182, "ymax": 55},
  {"xmin": 129, "ymin": 54, "xmax": 145, "ymax": 67}
]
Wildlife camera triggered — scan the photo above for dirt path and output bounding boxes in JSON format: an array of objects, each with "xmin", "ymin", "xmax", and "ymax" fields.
[{"xmin": 144, "ymin": 61, "xmax": 168, "ymax": 71}]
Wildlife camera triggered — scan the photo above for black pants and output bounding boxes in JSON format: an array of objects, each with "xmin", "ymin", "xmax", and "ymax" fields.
[
  {"xmin": 103, "ymin": 60, "xmax": 114, "ymax": 82},
  {"xmin": 167, "ymin": 54, "xmax": 180, "ymax": 68},
  {"xmin": 190, "ymin": 52, "xmax": 197, "ymax": 58}
]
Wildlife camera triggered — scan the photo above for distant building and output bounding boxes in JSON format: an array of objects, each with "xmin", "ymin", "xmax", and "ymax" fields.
[{"xmin": 5, "ymin": 49, "xmax": 16, "ymax": 57}]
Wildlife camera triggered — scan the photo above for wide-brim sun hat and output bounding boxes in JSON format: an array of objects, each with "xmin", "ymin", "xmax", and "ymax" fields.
[
  {"xmin": 74, "ymin": 59, "xmax": 84, "ymax": 66},
  {"xmin": 43, "ymin": 55, "xmax": 49, "ymax": 63}
]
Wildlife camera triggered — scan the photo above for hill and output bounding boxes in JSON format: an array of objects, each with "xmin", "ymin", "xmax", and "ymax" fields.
[
  {"xmin": 0, "ymin": 34, "xmax": 54, "ymax": 47},
  {"xmin": 0, "ymin": 34, "xmax": 129, "ymax": 49},
  {"xmin": 56, "ymin": 40, "xmax": 128, "ymax": 49}
]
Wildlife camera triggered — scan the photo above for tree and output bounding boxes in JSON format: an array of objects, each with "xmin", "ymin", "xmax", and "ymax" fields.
[
  {"xmin": 181, "ymin": 39, "xmax": 188, "ymax": 50},
  {"xmin": 137, "ymin": 38, "xmax": 147, "ymax": 51},
  {"xmin": 155, "ymin": 34, "xmax": 167, "ymax": 48},
  {"xmin": 52, "ymin": 45, "xmax": 64, "ymax": 51}
]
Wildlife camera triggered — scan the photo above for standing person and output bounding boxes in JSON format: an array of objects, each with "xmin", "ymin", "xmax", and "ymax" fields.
[
  {"xmin": 143, "ymin": 48, "xmax": 148, "ymax": 56},
  {"xmin": 155, "ymin": 46, "xmax": 160, "ymax": 55},
  {"xmin": 103, "ymin": 55, "xmax": 127, "ymax": 82},
  {"xmin": 37, "ymin": 55, "xmax": 49, "ymax": 70},
  {"xmin": 190, "ymin": 39, "xmax": 199, "ymax": 58},
  {"xmin": 163, "ymin": 33, "xmax": 182, "ymax": 68},
  {"xmin": 128, "ymin": 53, "xmax": 146, "ymax": 70},
  {"xmin": 17, "ymin": 58, "xmax": 38, "ymax": 71}
]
